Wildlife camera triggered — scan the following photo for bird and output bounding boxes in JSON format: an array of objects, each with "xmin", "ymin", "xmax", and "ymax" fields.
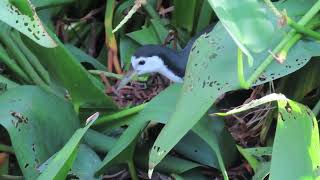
[{"xmin": 117, "ymin": 24, "xmax": 214, "ymax": 90}]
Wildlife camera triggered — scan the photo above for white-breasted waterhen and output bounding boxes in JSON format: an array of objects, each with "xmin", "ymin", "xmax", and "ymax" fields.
[{"xmin": 117, "ymin": 25, "xmax": 214, "ymax": 90}]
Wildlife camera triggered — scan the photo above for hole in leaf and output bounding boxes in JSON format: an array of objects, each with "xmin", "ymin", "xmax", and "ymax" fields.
[
  {"xmin": 285, "ymin": 102, "xmax": 292, "ymax": 113},
  {"xmin": 24, "ymin": 163, "xmax": 29, "ymax": 168}
]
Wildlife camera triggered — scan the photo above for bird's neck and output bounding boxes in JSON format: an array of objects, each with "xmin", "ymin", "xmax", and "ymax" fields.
[
  {"xmin": 158, "ymin": 66, "xmax": 184, "ymax": 83},
  {"xmin": 157, "ymin": 46, "xmax": 188, "ymax": 78}
]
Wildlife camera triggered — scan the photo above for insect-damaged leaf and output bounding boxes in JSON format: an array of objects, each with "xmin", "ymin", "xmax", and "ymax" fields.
[
  {"xmin": 270, "ymin": 100, "xmax": 320, "ymax": 179},
  {"xmin": 0, "ymin": 86, "xmax": 79, "ymax": 179},
  {"xmin": 149, "ymin": 0, "xmax": 320, "ymax": 173},
  {"xmin": 38, "ymin": 113, "xmax": 99, "ymax": 180},
  {"xmin": 0, "ymin": 0, "xmax": 57, "ymax": 48}
]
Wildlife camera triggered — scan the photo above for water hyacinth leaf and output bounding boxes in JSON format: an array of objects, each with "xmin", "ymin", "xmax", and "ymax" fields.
[
  {"xmin": 277, "ymin": 60, "xmax": 320, "ymax": 101},
  {"xmin": 135, "ymin": 147, "xmax": 203, "ymax": 175},
  {"xmin": 172, "ymin": 0, "xmax": 197, "ymax": 33},
  {"xmin": 270, "ymin": 100, "xmax": 320, "ymax": 179},
  {"xmin": 96, "ymin": 84, "xmax": 237, "ymax": 176},
  {"xmin": 127, "ymin": 26, "xmax": 160, "ymax": 45},
  {"xmin": 0, "ymin": 0, "xmax": 57, "ymax": 48},
  {"xmin": 38, "ymin": 112, "xmax": 99, "ymax": 180},
  {"xmin": 175, "ymin": 116, "xmax": 237, "ymax": 169},
  {"xmin": 119, "ymin": 37, "xmax": 139, "ymax": 70},
  {"xmin": 23, "ymin": 31, "xmax": 118, "ymax": 110},
  {"xmin": 0, "ymin": 75, "xmax": 19, "ymax": 90},
  {"xmin": 149, "ymin": 4, "xmax": 320, "ymax": 171},
  {"xmin": 70, "ymin": 144, "xmax": 102, "ymax": 180},
  {"xmin": 95, "ymin": 84, "xmax": 182, "ymax": 175},
  {"xmin": 207, "ymin": 0, "xmax": 276, "ymax": 54},
  {"xmin": 30, "ymin": 0, "xmax": 75, "ymax": 9},
  {"xmin": 65, "ymin": 44, "xmax": 106, "ymax": 71},
  {"xmin": 0, "ymin": 86, "xmax": 79, "ymax": 179},
  {"xmin": 252, "ymin": 162, "xmax": 270, "ymax": 180}
]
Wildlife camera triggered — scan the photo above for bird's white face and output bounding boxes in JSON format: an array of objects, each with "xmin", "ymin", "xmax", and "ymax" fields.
[
  {"xmin": 131, "ymin": 55, "xmax": 183, "ymax": 83},
  {"xmin": 116, "ymin": 55, "xmax": 183, "ymax": 91},
  {"xmin": 131, "ymin": 56, "xmax": 164, "ymax": 75}
]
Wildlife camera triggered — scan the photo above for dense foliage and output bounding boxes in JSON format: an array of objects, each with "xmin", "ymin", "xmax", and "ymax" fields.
[{"xmin": 1, "ymin": 0, "xmax": 320, "ymax": 179}]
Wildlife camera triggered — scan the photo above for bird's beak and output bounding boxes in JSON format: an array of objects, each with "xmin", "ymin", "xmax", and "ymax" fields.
[{"xmin": 116, "ymin": 69, "xmax": 138, "ymax": 91}]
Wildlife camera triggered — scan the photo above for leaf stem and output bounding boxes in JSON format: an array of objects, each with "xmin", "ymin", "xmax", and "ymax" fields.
[
  {"xmin": 237, "ymin": 48, "xmax": 250, "ymax": 89},
  {"xmin": 0, "ymin": 26, "xmax": 48, "ymax": 87},
  {"xmin": 312, "ymin": 98, "xmax": 320, "ymax": 116},
  {"xmin": 93, "ymin": 103, "xmax": 147, "ymax": 127},
  {"xmin": 286, "ymin": 16, "xmax": 320, "ymax": 40},
  {"xmin": 11, "ymin": 31, "xmax": 50, "ymax": 85},
  {"xmin": 127, "ymin": 160, "xmax": 139, "ymax": 180},
  {"xmin": 0, "ymin": 144, "xmax": 14, "ymax": 154},
  {"xmin": 242, "ymin": 0, "xmax": 320, "ymax": 88},
  {"xmin": 0, "ymin": 44, "xmax": 30, "ymax": 83}
]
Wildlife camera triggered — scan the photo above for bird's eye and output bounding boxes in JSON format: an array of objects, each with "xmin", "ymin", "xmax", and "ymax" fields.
[{"xmin": 138, "ymin": 60, "xmax": 145, "ymax": 65}]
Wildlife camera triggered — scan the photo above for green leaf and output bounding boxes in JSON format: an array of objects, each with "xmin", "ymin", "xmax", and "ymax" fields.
[
  {"xmin": 127, "ymin": 26, "xmax": 160, "ymax": 45},
  {"xmin": 149, "ymin": 9, "xmax": 320, "ymax": 171},
  {"xmin": 119, "ymin": 37, "xmax": 139, "ymax": 71},
  {"xmin": 24, "ymin": 31, "xmax": 118, "ymax": 110},
  {"xmin": 65, "ymin": 44, "xmax": 106, "ymax": 71},
  {"xmin": 252, "ymin": 162, "xmax": 270, "ymax": 180},
  {"xmin": 95, "ymin": 84, "xmax": 182, "ymax": 175},
  {"xmin": 0, "ymin": 86, "xmax": 79, "ymax": 179},
  {"xmin": 96, "ymin": 84, "xmax": 237, "ymax": 177},
  {"xmin": 0, "ymin": 75, "xmax": 19, "ymax": 90},
  {"xmin": 277, "ymin": 60, "xmax": 320, "ymax": 101},
  {"xmin": 195, "ymin": 0, "xmax": 214, "ymax": 34},
  {"xmin": 270, "ymin": 100, "xmax": 320, "ymax": 179},
  {"xmin": 38, "ymin": 112, "xmax": 99, "ymax": 180},
  {"xmin": 207, "ymin": 0, "xmax": 276, "ymax": 53},
  {"xmin": 172, "ymin": 0, "xmax": 197, "ymax": 33},
  {"xmin": 0, "ymin": 0, "xmax": 57, "ymax": 48},
  {"xmin": 30, "ymin": 0, "xmax": 75, "ymax": 9},
  {"xmin": 70, "ymin": 144, "xmax": 102, "ymax": 180},
  {"xmin": 175, "ymin": 116, "xmax": 237, "ymax": 169}
]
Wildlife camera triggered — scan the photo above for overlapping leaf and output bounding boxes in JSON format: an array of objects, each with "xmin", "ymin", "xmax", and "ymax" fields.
[
  {"xmin": 0, "ymin": 86, "xmax": 79, "ymax": 179},
  {"xmin": 149, "ymin": 1, "xmax": 320, "ymax": 171},
  {"xmin": 0, "ymin": 0, "xmax": 57, "ymax": 47}
]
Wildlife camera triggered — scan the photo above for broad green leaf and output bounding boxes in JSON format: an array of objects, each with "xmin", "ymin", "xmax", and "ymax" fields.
[
  {"xmin": 24, "ymin": 31, "xmax": 118, "ymax": 110},
  {"xmin": 195, "ymin": 0, "xmax": 214, "ymax": 34},
  {"xmin": 175, "ymin": 116, "xmax": 237, "ymax": 169},
  {"xmin": 30, "ymin": 0, "xmax": 75, "ymax": 9},
  {"xmin": 0, "ymin": 75, "xmax": 19, "ymax": 90},
  {"xmin": 127, "ymin": 26, "xmax": 160, "ymax": 45},
  {"xmin": 96, "ymin": 84, "xmax": 237, "ymax": 177},
  {"xmin": 65, "ymin": 44, "xmax": 106, "ymax": 71},
  {"xmin": 172, "ymin": 0, "xmax": 197, "ymax": 33},
  {"xmin": 270, "ymin": 100, "xmax": 320, "ymax": 179},
  {"xmin": 0, "ymin": 0, "xmax": 57, "ymax": 48},
  {"xmin": 38, "ymin": 112, "xmax": 99, "ymax": 180},
  {"xmin": 237, "ymin": 146, "xmax": 272, "ymax": 172},
  {"xmin": 85, "ymin": 128, "xmax": 203, "ymax": 176},
  {"xmin": 135, "ymin": 147, "xmax": 202, "ymax": 175},
  {"xmin": 119, "ymin": 37, "xmax": 139, "ymax": 70},
  {"xmin": 207, "ymin": 0, "xmax": 276, "ymax": 54},
  {"xmin": 70, "ymin": 144, "xmax": 102, "ymax": 180},
  {"xmin": 190, "ymin": 117, "xmax": 229, "ymax": 179},
  {"xmin": 149, "ymin": 7, "xmax": 320, "ymax": 170},
  {"xmin": 95, "ymin": 84, "xmax": 182, "ymax": 175},
  {"xmin": 277, "ymin": 60, "xmax": 320, "ymax": 101},
  {"xmin": 252, "ymin": 162, "xmax": 270, "ymax": 180},
  {"xmin": 0, "ymin": 86, "xmax": 79, "ymax": 179}
]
